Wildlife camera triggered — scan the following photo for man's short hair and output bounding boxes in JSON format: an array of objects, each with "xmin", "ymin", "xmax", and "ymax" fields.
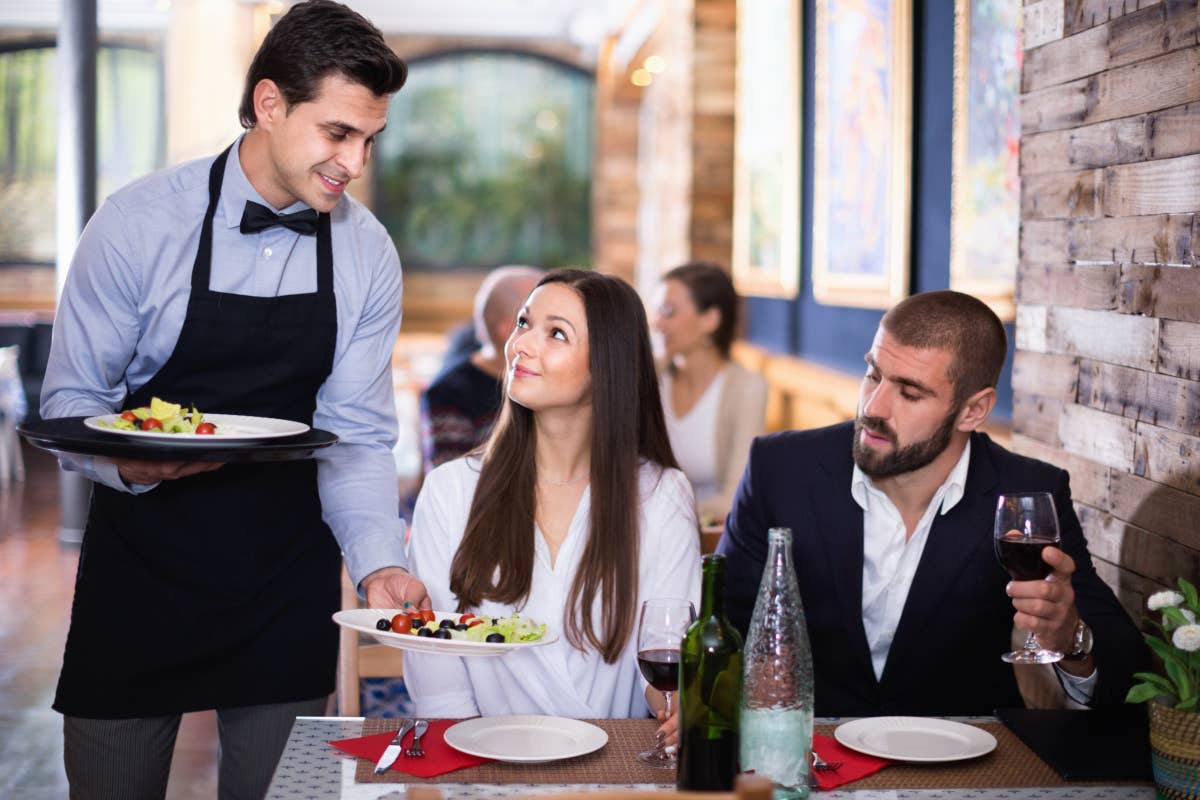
[
  {"xmin": 238, "ymin": 0, "xmax": 407, "ymax": 129},
  {"xmin": 880, "ymin": 290, "xmax": 1007, "ymax": 406}
]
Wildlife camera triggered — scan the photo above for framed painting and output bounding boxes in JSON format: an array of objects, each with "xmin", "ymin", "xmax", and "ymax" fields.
[
  {"xmin": 732, "ymin": 0, "xmax": 801, "ymax": 298},
  {"xmin": 812, "ymin": 0, "xmax": 912, "ymax": 309},
  {"xmin": 951, "ymin": 0, "xmax": 1021, "ymax": 321}
]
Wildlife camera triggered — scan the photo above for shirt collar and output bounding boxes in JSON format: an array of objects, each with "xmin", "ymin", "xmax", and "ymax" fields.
[
  {"xmin": 218, "ymin": 135, "xmax": 312, "ymax": 230},
  {"xmin": 851, "ymin": 438, "xmax": 973, "ymax": 516}
]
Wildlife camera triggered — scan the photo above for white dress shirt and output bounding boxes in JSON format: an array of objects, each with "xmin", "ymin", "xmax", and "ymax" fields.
[
  {"xmin": 851, "ymin": 441, "xmax": 1096, "ymax": 703},
  {"xmin": 405, "ymin": 456, "xmax": 702, "ymax": 718}
]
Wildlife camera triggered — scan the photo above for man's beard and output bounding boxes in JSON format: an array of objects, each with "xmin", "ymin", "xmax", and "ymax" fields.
[{"xmin": 852, "ymin": 408, "xmax": 959, "ymax": 479}]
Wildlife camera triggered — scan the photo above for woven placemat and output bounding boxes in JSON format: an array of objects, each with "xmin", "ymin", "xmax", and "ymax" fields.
[
  {"xmin": 353, "ymin": 718, "xmax": 1153, "ymax": 788},
  {"xmin": 355, "ymin": 718, "xmax": 672, "ymax": 785}
]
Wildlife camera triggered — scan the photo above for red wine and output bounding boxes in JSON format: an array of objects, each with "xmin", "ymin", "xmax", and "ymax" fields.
[
  {"xmin": 996, "ymin": 535, "xmax": 1057, "ymax": 580},
  {"xmin": 637, "ymin": 648, "xmax": 680, "ymax": 692}
]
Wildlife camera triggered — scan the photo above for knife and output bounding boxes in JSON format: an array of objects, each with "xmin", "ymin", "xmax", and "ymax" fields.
[{"xmin": 374, "ymin": 718, "xmax": 416, "ymax": 774}]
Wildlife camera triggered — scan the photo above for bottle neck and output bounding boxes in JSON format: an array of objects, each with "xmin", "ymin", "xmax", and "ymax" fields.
[
  {"xmin": 700, "ymin": 561, "xmax": 726, "ymax": 618},
  {"xmin": 766, "ymin": 527, "xmax": 793, "ymax": 579}
]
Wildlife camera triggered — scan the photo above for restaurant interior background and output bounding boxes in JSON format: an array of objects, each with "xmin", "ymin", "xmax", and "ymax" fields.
[{"xmin": 1, "ymin": 0, "xmax": 1199, "ymax": 796}]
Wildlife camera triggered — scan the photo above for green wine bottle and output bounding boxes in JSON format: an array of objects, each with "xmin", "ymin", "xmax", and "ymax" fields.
[{"xmin": 677, "ymin": 553, "xmax": 744, "ymax": 791}]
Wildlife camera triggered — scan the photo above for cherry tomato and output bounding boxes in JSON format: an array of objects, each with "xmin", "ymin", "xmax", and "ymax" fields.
[
  {"xmin": 120, "ymin": 411, "xmax": 137, "ymax": 422},
  {"xmin": 390, "ymin": 614, "xmax": 412, "ymax": 634},
  {"xmin": 418, "ymin": 608, "xmax": 436, "ymax": 624},
  {"xmin": 141, "ymin": 418, "xmax": 162, "ymax": 431},
  {"xmin": 467, "ymin": 618, "xmax": 485, "ymax": 628},
  {"xmin": 195, "ymin": 422, "xmax": 216, "ymax": 435},
  {"xmin": 458, "ymin": 614, "xmax": 477, "ymax": 624}
]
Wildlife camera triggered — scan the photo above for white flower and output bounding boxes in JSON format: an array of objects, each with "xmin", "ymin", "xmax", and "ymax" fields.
[
  {"xmin": 1173, "ymin": 625, "xmax": 1200, "ymax": 652},
  {"xmin": 1184, "ymin": 609, "xmax": 1198, "ymax": 625},
  {"xmin": 1149, "ymin": 590, "xmax": 1185, "ymax": 611}
]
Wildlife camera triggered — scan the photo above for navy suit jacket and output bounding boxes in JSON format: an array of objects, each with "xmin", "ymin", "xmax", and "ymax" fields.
[{"xmin": 717, "ymin": 422, "xmax": 1149, "ymax": 717}]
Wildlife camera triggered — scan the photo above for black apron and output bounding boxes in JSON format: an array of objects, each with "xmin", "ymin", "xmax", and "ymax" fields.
[{"xmin": 55, "ymin": 146, "xmax": 342, "ymax": 719}]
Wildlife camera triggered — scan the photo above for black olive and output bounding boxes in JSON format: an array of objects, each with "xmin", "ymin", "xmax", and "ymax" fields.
[
  {"xmin": 454, "ymin": 623, "xmax": 470, "ymax": 631},
  {"xmin": 491, "ymin": 618, "xmax": 499, "ymax": 625},
  {"xmin": 433, "ymin": 628, "xmax": 453, "ymax": 639},
  {"xmin": 486, "ymin": 633, "xmax": 505, "ymax": 643},
  {"xmin": 411, "ymin": 617, "xmax": 425, "ymax": 629},
  {"xmin": 439, "ymin": 619, "xmax": 455, "ymax": 629},
  {"xmin": 417, "ymin": 626, "xmax": 434, "ymax": 637},
  {"xmin": 376, "ymin": 619, "xmax": 392, "ymax": 631}
]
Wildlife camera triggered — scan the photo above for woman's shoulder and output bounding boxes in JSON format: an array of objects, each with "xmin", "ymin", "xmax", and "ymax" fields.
[
  {"xmin": 423, "ymin": 454, "xmax": 484, "ymax": 497},
  {"xmin": 636, "ymin": 461, "xmax": 695, "ymax": 508}
]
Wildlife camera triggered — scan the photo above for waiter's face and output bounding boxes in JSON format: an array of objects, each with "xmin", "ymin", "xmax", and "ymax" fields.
[{"xmin": 256, "ymin": 73, "xmax": 389, "ymax": 213}]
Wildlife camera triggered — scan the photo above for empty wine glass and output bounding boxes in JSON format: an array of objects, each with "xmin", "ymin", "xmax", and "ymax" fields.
[
  {"xmin": 636, "ymin": 598, "xmax": 696, "ymax": 768},
  {"xmin": 994, "ymin": 491, "xmax": 1063, "ymax": 664}
]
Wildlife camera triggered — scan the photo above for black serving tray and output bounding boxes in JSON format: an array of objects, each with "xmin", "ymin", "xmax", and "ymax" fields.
[{"xmin": 18, "ymin": 416, "xmax": 339, "ymax": 463}]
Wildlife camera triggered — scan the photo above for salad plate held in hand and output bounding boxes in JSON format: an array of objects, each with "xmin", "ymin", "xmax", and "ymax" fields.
[
  {"xmin": 85, "ymin": 412, "xmax": 309, "ymax": 442},
  {"xmin": 333, "ymin": 609, "xmax": 557, "ymax": 657}
]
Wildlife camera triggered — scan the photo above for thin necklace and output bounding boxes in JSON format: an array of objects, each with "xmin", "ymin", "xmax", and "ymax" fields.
[{"xmin": 538, "ymin": 472, "xmax": 588, "ymax": 487}]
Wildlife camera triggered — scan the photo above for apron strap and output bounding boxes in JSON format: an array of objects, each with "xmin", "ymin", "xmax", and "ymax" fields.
[
  {"xmin": 317, "ymin": 211, "xmax": 333, "ymax": 294},
  {"xmin": 191, "ymin": 146, "xmax": 233, "ymax": 293}
]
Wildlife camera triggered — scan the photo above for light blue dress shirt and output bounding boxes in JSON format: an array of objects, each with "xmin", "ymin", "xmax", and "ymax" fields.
[{"xmin": 41, "ymin": 136, "xmax": 408, "ymax": 585}]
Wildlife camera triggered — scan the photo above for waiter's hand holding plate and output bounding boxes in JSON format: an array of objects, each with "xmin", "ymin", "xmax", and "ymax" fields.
[{"xmin": 112, "ymin": 458, "xmax": 225, "ymax": 484}]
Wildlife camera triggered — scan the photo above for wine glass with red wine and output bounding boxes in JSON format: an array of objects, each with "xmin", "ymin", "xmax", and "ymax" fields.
[
  {"xmin": 636, "ymin": 597, "xmax": 696, "ymax": 768},
  {"xmin": 995, "ymin": 491, "xmax": 1063, "ymax": 664}
]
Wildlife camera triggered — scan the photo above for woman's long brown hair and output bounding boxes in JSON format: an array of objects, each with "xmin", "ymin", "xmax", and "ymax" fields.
[{"xmin": 449, "ymin": 269, "xmax": 678, "ymax": 663}]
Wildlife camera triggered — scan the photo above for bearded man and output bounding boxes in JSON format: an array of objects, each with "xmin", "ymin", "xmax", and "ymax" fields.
[{"xmin": 717, "ymin": 290, "xmax": 1147, "ymax": 716}]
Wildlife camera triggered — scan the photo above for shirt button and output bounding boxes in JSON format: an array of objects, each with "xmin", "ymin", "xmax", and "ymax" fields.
[{"xmin": 263, "ymin": 247, "xmax": 273, "ymax": 258}]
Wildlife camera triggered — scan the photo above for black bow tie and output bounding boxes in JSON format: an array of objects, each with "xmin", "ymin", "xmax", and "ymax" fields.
[{"xmin": 239, "ymin": 201, "xmax": 319, "ymax": 236}]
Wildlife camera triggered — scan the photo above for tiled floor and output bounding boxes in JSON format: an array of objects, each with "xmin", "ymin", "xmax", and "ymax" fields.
[{"xmin": 0, "ymin": 445, "xmax": 218, "ymax": 799}]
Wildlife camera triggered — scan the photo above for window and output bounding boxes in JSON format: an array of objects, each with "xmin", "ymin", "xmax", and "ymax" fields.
[
  {"xmin": 374, "ymin": 51, "xmax": 594, "ymax": 271},
  {"xmin": 0, "ymin": 42, "xmax": 164, "ymax": 266}
]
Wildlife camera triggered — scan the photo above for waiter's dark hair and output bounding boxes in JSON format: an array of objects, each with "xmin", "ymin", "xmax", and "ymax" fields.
[
  {"xmin": 239, "ymin": 0, "xmax": 407, "ymax": 128},
  {"xmin": 880, "ymin": 290, "xmax": 1008, "ymax": 406},
  {"xmin": 449, "ymin": 269, "xmax": 679, "ymax": 664}
]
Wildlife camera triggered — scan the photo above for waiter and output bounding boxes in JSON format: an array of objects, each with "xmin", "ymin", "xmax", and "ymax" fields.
[{"xmin": 41, "ymin": 3, "xmax": 427, "ymax": 797}]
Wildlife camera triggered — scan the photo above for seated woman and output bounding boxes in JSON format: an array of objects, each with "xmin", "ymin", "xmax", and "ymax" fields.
[
  {"xmin": 653, "ymin": 262, "xmax": 767, "ymax": 524},
  {"xmin": 406, "ymin": 269, "xmax": 701, "ymax": 724}
]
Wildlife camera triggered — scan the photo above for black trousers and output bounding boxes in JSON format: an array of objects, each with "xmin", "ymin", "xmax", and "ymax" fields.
[{"xmin": 63, "ymin": 696, "xmax": 327, "ymax": 800}]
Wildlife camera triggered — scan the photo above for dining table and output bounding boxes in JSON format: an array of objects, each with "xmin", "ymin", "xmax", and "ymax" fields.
[{"xmin": 265, "ymin": 716, "xmax": 1155, "ymax": 800}]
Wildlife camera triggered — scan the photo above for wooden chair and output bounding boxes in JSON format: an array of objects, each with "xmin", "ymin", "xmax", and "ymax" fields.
[{"xmin": 336, "ymin": 564, "xmax": 406, "ymax": 716}]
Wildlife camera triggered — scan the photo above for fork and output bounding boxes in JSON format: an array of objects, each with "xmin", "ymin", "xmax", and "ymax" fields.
[
  {"xmin": 406, "ymin": 720, "xmax": 429, "ymax": 758},
  {"xmin": 812, "ymin": 750, "xmax": 842, "ymax": 771}
]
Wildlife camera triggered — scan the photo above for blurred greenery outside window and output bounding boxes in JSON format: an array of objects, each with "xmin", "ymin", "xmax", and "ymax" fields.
[
  {"xmin": 374, "ymin": 51, "xmax": 594, "ymax": 271},
  {"xmin": 0, "ymin": 41, "xmax": 164, "ymax": 267}
]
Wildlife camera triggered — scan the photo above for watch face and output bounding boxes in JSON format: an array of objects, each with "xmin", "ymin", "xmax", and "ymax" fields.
[{"xmin": 1074, "ymin": 620, "xmax": 1093, "ymax": 656}]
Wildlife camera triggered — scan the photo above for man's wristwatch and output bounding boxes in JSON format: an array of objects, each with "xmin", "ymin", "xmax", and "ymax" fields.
[{"xmin": 1061, "ymin": 618, "xmax": 1094, "ymax": 661}]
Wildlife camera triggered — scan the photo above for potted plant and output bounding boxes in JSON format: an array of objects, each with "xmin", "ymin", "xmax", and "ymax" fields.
[{"xmin": 1126, "ymin": 578, "xmax": 1200, "ymax": 799}]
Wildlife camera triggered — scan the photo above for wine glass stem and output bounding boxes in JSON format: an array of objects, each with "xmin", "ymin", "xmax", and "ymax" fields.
[
  {"xmin": 1023, "ymin": 631, "xmax": 1040, "ymax": 652},
  {"xmin": 659, "ymin": 691, "xmax": 673, "ymax": 754}
]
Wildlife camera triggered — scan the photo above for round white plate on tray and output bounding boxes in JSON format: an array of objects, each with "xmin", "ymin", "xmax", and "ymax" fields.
[
  {"xmin": 444, "ymin": 716, "xmax": 607, "ymax": 763},
  {"xmin": 85, "ymin": 413, "xmax": 309, "ymax": 442},
  {"xmin": 332, "ymin": 609, "xmax": 557, "ymax": 657},
  {"xmin": 834, "ymin": 717, "xmax": 997, "ymax": 762}
]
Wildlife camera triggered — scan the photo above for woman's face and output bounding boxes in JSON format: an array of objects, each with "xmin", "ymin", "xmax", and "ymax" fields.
[
  {"xmin": 653, "ymin": 279, "xmax": 719, "ymax": 359},
  {"xmin": 505, "ymin": 283, "xmax": 592, "ymax": 414}
]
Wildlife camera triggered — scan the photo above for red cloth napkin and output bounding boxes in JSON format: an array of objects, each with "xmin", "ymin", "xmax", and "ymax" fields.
[
  {"xmin": 330, "ymin": 719, "xmax": 493, "ymax": 778},
  {"xmin": 811, "ymin": 732, "xmax": 892, "ymax": 790}
]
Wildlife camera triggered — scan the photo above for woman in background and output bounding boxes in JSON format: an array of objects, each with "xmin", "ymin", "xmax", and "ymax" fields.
[
  {"xmin": 653, "ymin": 262, "xmax": 767, "ymax": 525},
  {"xmin": 406, "ymin": 269, "xmax": 700, "ymax": 731}
]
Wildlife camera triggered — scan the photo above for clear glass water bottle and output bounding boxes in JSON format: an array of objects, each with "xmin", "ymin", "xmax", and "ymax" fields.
[{"xmin": 740, "ymin": 527, "xmax": 813, "ymax": 799}]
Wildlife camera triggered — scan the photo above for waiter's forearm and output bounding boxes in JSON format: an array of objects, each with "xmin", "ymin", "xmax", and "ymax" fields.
[{"xmin": 317, "ymin": 442, "xmax": 409, "ymax": 585}]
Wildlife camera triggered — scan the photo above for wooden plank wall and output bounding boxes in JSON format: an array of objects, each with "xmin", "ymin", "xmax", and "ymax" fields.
[{"xmin": 1016, "ymin": 0, "xmax": 1200, "ymax": 617}]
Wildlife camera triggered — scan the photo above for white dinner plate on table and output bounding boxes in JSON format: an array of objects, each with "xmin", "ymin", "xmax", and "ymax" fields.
[
  {"xmin": 332, "ymin": 609, "xmax": 558, "ymax": 657},
  {"xmin": 85, "ymin": 413, "xmax": 309, "ymax": 442},
  {"xmin": 834, "ymin": 717, "xmax": 997, "ymax": 762},
  {"xmin": 444, "ymin": 716, "xmax": 608, "ymax": 763}
]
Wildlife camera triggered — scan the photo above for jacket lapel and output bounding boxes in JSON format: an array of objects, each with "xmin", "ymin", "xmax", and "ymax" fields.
[
  {"xmin": 881, "ymin": 433, "xmax": 1000, "ymax": 685},
  {"xmin": 811, "ymin": 438, "xmax": 874, "ymax": 676}
]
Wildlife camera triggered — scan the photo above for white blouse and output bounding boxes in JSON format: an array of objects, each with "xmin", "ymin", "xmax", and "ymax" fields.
[
  {"xmin": 661, "ymin": 368, "xmax": 727, "ymax": 505},
  {"xmin": 405, "ymin": 457, "xmax": 702, "ymax": 719}
]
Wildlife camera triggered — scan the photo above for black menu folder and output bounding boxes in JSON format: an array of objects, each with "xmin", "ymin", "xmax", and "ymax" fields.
[{"xmin": 996, "ymin": 706, "xmax": 1153, "ymax": 781}]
